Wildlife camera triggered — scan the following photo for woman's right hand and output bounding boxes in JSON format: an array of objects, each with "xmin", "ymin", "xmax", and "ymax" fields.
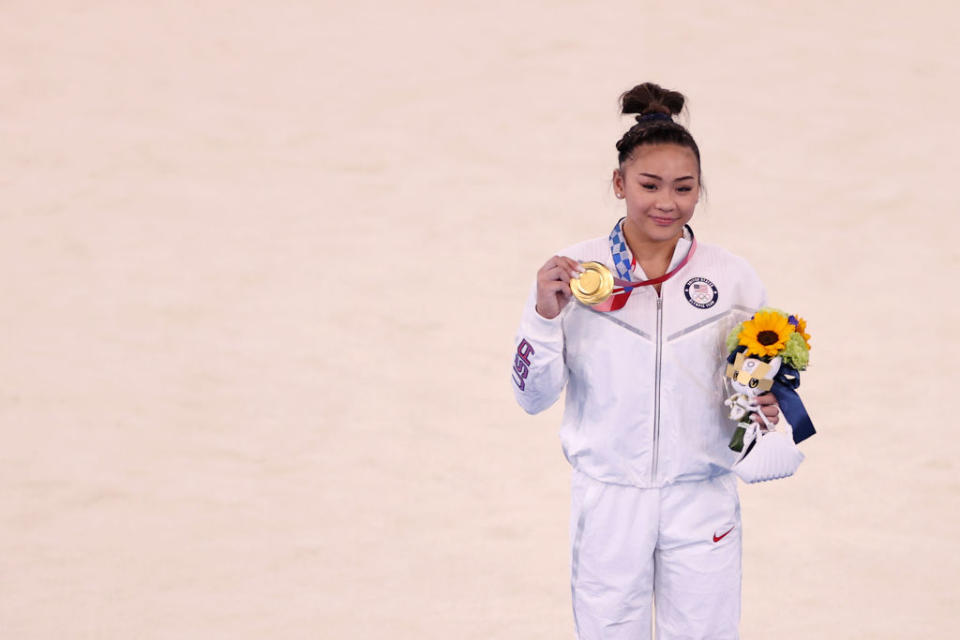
[{"xmin": 535, "ymin": 256, "xmax": 583, "ymax": 319}]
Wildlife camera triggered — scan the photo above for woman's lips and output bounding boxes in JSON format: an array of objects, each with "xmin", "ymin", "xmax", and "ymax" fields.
[{"xmin": 649, "ymin": 215, "xmax": 677, "ymax": 226}]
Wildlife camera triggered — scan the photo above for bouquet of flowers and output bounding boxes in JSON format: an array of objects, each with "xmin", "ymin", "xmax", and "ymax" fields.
[{"xmin": 723, "ymin": 308, "xmax": 815, "ymax": 483}]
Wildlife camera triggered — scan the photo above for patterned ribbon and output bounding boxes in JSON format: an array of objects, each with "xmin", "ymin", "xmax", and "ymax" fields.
[{"xmin": 608, "ymin": 218, "xmax": 636, "ymax": 290}]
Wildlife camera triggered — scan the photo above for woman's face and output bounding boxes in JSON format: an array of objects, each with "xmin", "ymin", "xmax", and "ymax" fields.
[{"xmin": 613, "ymin": 143, "xmax": 701, "ymax": 245}]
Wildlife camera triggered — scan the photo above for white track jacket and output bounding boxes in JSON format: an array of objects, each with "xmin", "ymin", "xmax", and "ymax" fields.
[{"xmin": 512, "ymin": 233, "xmax": 766, "ymax": 488}]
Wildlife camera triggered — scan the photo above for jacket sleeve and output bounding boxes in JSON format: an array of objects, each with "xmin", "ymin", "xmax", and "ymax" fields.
[
  {"xmin": 511, "ymin": 282, "xmax": 569, "ymax": 414},
  {"xmin": 740, "ymin": 256, "xmax": 768, "ymax": 310}
]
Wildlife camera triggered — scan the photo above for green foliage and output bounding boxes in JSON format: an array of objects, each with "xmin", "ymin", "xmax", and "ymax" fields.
[
  {"xmin": 779, "ymin": 331, "xmax": 810, "ymax": 370},
  {"xmin": 725, "ymin": 322, "xmax": 744, "ymax": 353}
]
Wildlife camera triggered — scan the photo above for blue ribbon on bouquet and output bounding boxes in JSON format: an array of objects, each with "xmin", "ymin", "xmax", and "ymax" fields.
[{"xmin": 726, "ymin": 347, "xmax": 816, "ymax": 444}]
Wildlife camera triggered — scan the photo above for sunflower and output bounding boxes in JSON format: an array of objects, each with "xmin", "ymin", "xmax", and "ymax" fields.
[
  {"xmin": 739, "ymin": 311, "xmax": 795, "ymax": 358},
  {"xmin": 794, "ymin": 315, "xmax": 811, "ymax": 349}
]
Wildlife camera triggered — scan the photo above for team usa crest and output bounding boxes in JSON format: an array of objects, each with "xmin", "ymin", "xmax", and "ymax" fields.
[{"xmin": 684, "ymin": 277, "xmax": 718, "ymax": 309}]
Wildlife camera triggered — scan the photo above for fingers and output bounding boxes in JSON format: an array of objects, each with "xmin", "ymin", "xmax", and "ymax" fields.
[
  {"xmin": 754, "ymin": 393, "xmax": 780, "ymax": 424},
  {"xmin": 543, "ymin": 264, "xmax": 573, "ymax": 285},
  {"xmin": 547, "ymin": 257, "xmax": 584, "ymax": 296},
  {"xmin": 535, "ymin": 256, "xmax": 582, "ymax": 319},
  {"xmin": 539, "ymin": 278, "xmax": 572, "ymax": 297},
  {"xmin": 561, "ymin": 256, "xmax": 585, "ymax": 275},
  {"xmin": 750, "ymin": 416, "xmax": 778, "ymax": 432},
  {"xmin": 752, "ymin": 408, "xmax": 780, "ymax": 422},
  {"xmin": 750, "ymin": 408, "xmax": 780, "ymax": 428},
  {"xmin": 754, "ymin": 393, "xmax": 778, "ymax": 407},
  {"xmin": 538, "ymin": 256, "xmax": 584, "ymax": 282}
]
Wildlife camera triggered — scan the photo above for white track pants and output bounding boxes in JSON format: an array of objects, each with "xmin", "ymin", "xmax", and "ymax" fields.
[{"xmin": 569, "ymin": 471, "xmax": 742, "ymax": 640}]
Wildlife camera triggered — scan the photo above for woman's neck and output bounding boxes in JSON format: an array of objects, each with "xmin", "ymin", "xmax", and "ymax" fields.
[{"xmin": 622, "ymin": 220, "xmax": 682, "ymax": 276}]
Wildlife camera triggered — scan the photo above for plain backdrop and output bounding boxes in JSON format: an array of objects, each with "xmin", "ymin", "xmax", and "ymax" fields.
[{"xmin": 2, "ymin": 1, "xmax": 958, "ymax": 638}]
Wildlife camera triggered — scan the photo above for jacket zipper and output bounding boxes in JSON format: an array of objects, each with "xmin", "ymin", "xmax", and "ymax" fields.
[{"xmin": 652, "ymin": 294, "xmax": 663, "ymax": 481}]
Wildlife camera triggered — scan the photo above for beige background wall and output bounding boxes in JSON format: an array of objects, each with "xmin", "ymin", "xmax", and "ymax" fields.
[{"xmin": 2, "ymin": 1, "xmax": 957, "ymax": 637}]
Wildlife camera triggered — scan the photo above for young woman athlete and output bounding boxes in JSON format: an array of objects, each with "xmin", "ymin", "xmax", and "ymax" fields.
[{"xmin": 511, "ymin": 82, "xmax": 780, "ymax": 640}]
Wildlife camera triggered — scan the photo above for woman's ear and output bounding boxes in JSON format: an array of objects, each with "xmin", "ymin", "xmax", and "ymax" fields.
[{"xmin": 612, "ymin": 168, "xmax": 624, "ymax": 198}]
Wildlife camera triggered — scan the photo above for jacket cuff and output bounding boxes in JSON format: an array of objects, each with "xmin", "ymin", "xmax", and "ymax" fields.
[{"xmin": 519, "ymin": 302, "xmax": 566, "ymax": 349}]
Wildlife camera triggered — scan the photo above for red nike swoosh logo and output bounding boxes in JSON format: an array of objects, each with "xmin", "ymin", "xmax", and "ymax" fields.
[{"xmin": 713, "ymin": 527, "xmax": 734, "ymax": 543}]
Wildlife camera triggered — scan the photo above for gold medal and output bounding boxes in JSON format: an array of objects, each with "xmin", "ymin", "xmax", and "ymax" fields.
[{"xmin": 570, "ymin": 262, "xmax": 615, "ymax": 305}]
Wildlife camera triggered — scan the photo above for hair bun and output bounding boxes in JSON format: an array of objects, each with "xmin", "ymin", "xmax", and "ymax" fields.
[{"xmin": 620, "ymin": 82, "xmax": 685, "ymax": 122}]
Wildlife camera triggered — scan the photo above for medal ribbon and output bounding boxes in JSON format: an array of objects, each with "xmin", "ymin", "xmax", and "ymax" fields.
[{"xmin": 595, "ymin": 218, "xmax": 697, "ymax": 311}]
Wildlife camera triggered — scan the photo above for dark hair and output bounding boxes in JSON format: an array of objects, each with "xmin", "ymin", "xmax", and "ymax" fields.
[{"xmin": 616, "ymin": 83, "xmax": 701, "ymax": 175}]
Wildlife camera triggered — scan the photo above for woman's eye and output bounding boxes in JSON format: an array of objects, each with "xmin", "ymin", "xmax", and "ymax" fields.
[
  {"xmin": 677, "ymin": 186, "xmax": 692, "ymax": 193},
  {"xmin": 641, "ymin": 183, "xmax": 657, "ymax": 190}
]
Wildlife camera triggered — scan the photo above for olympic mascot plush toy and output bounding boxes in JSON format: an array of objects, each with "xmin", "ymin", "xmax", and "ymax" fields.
[{"xmin": 723, "ymin": 309, "xmax": 815, "ymax": 484}]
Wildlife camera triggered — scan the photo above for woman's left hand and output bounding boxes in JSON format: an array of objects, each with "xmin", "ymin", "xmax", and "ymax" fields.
[{"xmin": 753, "ymin": 392, "xmax": 780, "ymax": 427}]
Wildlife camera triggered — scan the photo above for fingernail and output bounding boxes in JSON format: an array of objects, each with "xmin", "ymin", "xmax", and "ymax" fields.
[
  {"xmin": 576, "ymin": 265, "xmax": 586, "ymax": 273},
  {"xmin": 570, "ymin": 270, "xmax": 579, "ymax": 279}
]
